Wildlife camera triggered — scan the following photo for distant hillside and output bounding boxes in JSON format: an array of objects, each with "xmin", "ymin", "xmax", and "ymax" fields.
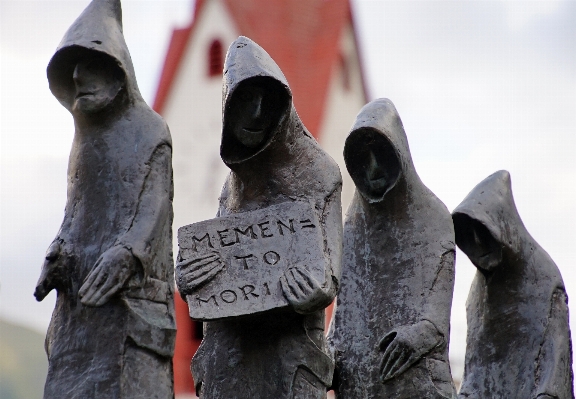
[{"xmin": 0, "ymin": 319, "xmax": 47, "ymax": 399}]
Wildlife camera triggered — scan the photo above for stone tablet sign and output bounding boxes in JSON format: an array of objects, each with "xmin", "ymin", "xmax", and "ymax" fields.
[{"xmin": 178, "ymin": 201, "xmax": 325, "ymax": 320}]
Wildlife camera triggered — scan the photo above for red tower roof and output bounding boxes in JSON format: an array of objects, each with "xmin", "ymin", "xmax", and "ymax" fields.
[{"xmin": 153, "ymin": 0, "xmax": 366, "ymax": 138}]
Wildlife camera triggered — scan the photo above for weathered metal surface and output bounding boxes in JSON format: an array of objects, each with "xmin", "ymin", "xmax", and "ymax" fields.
[
  {"xmin": 178, "ymin": 201, "xmax": 325, "ymax": 320},
  {"xmin": 329, "ymin": 98, "xmax": 457, "ymax": 399},
  {"xmin": 454, "ymin": 170, "xmax": 574, "ymax": 399},
  {"xmin": 34, "ymin": 0, "xmax": 175, "ymax": 397},
  {"xmin": 178, "ymin": 36, "xmax": 342, "ymax": 399}
]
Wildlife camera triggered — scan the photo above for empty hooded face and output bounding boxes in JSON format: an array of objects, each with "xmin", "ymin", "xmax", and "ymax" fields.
[
  {"xmin": 345, "ymin": 128, "xmax": 401, "ymax": 201},
  {"xmin": 225, "ymin": 77, "xmax": 284, "ymax": 149},
  {"xmin": 453, "ymin": 213, "xmax": 503, "ymax": 271},
  {"xmin": 71, "ymin": 53, "xmax": 124, "ymax": 114}
]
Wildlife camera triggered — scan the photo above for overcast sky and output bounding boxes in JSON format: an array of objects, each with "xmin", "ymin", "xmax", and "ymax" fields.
[{"xmin": 1, "ymin": 0, "xmax": 575, "ymax": 380}]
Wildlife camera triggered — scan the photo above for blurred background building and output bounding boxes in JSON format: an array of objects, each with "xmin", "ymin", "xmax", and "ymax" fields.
[
  {"xmin": 2, "ymin": 1, "xmax": 575, "ymax": 398},
  {"xmin": 152, "ymin": 0, "xmax": 367, "ymax": 396}
]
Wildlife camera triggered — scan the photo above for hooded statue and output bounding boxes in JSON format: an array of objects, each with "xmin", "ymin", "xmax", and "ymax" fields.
[
  {"xmin": 453, "ymin": 171, "xmax": 573, "ymax": 399},
  {"xmin": 328, "ymin": 99, "xmax": 457, "ymax": 398},
  {"xmin": 177, "ymin": 37, "xmax": 342, "ymax": 399},
  {"xmin": 34, "ymin": 0, "xmax": 176, "ymax": 397}
]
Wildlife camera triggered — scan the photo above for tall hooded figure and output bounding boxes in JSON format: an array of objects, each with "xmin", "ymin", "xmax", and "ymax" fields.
[
  {"xmin": 453, "ymin": 171, "xmax": 573, "ymax": 399},
  {"xmin": 176, "ymin": 37, "xmax": 342, "ymax": 399},
  {"xmin": 34, "ymin": 0, "xmax": 176, "ymax": 397},
  {"xmin": 328, "ymin": 99, "xmax": 457, "ymax": 398}
]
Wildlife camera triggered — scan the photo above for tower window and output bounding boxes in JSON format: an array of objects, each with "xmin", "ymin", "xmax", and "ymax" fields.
[{"xmin": 208, "ymin": 39, "xmax": 223, "ymax": 77}]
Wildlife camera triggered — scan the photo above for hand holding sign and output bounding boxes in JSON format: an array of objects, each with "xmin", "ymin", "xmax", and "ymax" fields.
[
  {"xmin": 176, "ymin": 252, "xmax": 225, "ymax": 294},
  {"xmin": 280, "ymin": 266, "xmax": 334, "ymax": 314},
  {"xmin": 177, "ymin": 201, "xmax": 327, "ymax": 320}
]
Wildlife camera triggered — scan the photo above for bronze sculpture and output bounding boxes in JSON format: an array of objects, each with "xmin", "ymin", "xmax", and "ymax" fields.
[
  {"xmin": 34, "ymin": 0, "xmax": 176, "ymax": 397},
  {"xmin": 454, "ymin": 170, "xmax": 574, "ymax": 399},
  {"xmin": 176, "ymin": 36, "xmax": 342, "ymax": 399},
  {"xmin": 329, "ymin": 98, "xmax": 457, "ymax": 398}
]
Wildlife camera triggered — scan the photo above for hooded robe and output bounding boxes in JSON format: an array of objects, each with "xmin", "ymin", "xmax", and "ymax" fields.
[
  {"xmin": 328, "ymin": 99, "xmax": 457, "ymax": 398},
  {"xmin": 39, "ymin": 0, "xmax": 176, "ymax": 397},
  {"xmin": 453, "ymin": 170, "xmax": 573, "ymax": 399},
  {"xmin": 190, "ymin": 37, "xmax": 342, "ymax": 399}
]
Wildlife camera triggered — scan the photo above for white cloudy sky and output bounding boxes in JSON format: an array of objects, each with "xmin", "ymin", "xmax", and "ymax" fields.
[{"xmin": 1, "ymin": 0, "xmax": 575, "ymax": 380}]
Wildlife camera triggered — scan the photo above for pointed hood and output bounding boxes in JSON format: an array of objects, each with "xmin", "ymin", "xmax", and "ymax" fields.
[
  {"xmin": 220, "ymin": 36, "xmax": 293, "ymax": 165},
  {"xmin": 452, "ymin": 170, "xmax": 529, "ymax": 260},
  {"xmin": 47, "ymin": 0, "xmax": 142, "ymax": 110},
  {"xmin": 330, "ymin": 98, "xmax": 456, "ymax": 397},
  {"xmin": 218, "ymin": 36, "xmax": 341, "ymax": 215},
  {"xmin": 344, "ymin": 98, "xmax": 419, "ymax": 204},
  {"xmin": 222, "ymin": 36, "xmax": 289, "ymax": 102},
  {"xmin": 38, "ymin": 1, "xmax": 176, "ymax": 393},
  {"xmin": 454, "ymin": 176, "xmax": 573, "ymax": 398},
  {"xmin": 342, "ymin": 98, "xmax": 450, "ymax": 232},
  {"xmin": 42, "ymin": 0, "xmax": 172, "ymax": 286},
  {"xmin": 202, "ymin": 36, "xmax": 342, "ymax": 399}
]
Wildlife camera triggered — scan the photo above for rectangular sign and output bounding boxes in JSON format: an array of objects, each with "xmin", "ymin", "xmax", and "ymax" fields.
[{"xmin": 177, "ymin": 201, "xmax": 326, "ymax": 321}]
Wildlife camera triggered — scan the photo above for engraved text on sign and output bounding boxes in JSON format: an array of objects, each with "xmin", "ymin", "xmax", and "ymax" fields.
[{"xmin": 177, "ymin": 201, "xmax": 325, "ymax": 320}]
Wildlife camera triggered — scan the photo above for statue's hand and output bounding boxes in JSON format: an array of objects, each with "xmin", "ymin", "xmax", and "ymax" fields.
[
  {"xmin": 34, "ymin": 241, "xmax": 67, "ymax": 301},
  {"xmin": 79, "ymin": 246, "xmax": 136, "ymax": 307},
  {"xmin": 176, "ymin": 253, "xmax": 224, "ymax": 295},
  {"xmin": 379, "ymin": 320, "xmax": 442, "ymax": 382},
  {"xmin": 280, "ymin": 266, "xmax": 334, "ymax": 314}
]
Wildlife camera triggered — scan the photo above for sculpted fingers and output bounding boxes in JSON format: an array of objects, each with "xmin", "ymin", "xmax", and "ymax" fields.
[
  {"xmin": 78, "ymin": 257, "xmax": 103, "ymax": 298},
  {"xmin": 83, "ymin": 264, "xmax": 131, "ymax": 307},
  {"xmin": 176, "ymin": 253, "xmax": 224, "ymax": 293},
  {"xmin": 183, "ymin": 257, "xmax": 223, "ymax": 281},
  {"xmin": 192, "ymin": 262, "xmax": 225, "ymax": 287},
  {"xmin": 281, "ymin": 267, "xmax": 330, "ymax": 314},
  {"xmin": 293, "ymin": 267, "xmax": 317, "ymax": 294},
  {"xmin": 379, "ymin": 331, "xmax": 397, "ymax": 351},
  {"xmin": 80, "ymin": 247, "xmax": 135, "ymax": 306},
  {"xmin": 84, "ymin": 274, "xmax": 116, "ymax": 306},
  {"xmin": 388, "ymin": 351, "xmax": 417, "ymax": 380},
  {"xmin": 382, "ymin": 348, "xmax": 411, "ymax": 381},
  {"xmin": 280, "ymin": 268, "xmax": 304, "ymax": 302},
  {"xmin": 90, "ymin": 278, "xmax": 125, "ymax": 307},
  {"xmin": 379, "ymin": 327, "xmax": 424, "ymax": 382},
  {"xmin": 380, "ymin": 340, "xmax": 401, "ymax": 380},
  {"xmin": 294, "ymin": 266, "xmax": 336, "ymax": 307},
  {"xmin": 177, "ymin": 253, "xmax": 220, "ymax": 272},
  {"xmin": 280, "ymin": 274, "xmax": 298, "ymax": 304},
  {"xmin": 289, "ymin": 268, "xmax": 309, "ymax": 296},
  {"xmin": 79, "ymin": 260, "xmax": 108, "ymax": 305}
]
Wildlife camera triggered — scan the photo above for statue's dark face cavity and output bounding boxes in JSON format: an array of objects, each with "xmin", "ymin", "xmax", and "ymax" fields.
[
  {"xmin": 227, "ymin": 78, "xmax": 282, "ymax": 149},
  {"xmin": 345, "ymin": 128, "xmax": 401, "ymax": 200},
  {"xmin": 365, "ymin": 150, "xmax": 392, "ymax": 194},
  {"xmin": 453, "ymin": 214, "xmax": 503, "ymax": 271},
  {"xmin": 72, "ymin": 54, "xmax": 123, "ymax": 114}
]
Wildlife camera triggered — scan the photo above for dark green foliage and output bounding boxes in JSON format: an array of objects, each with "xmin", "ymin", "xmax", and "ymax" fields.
[{"xmin": 0, "ymin": 319, "xmax": 47, "ymax": 399}]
